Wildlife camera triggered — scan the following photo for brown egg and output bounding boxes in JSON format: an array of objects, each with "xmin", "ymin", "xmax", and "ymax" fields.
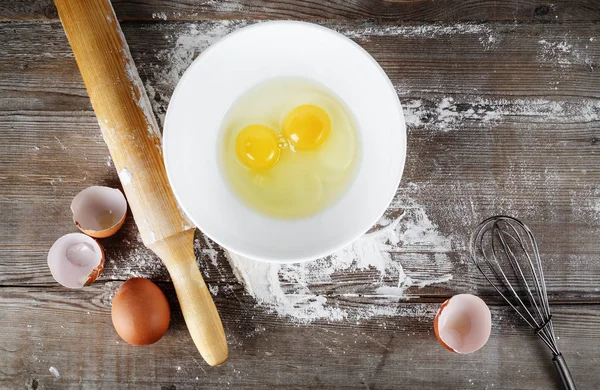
[{"xmin": 111, "ymin": 278, "xmax": 170, "ymax": 345}]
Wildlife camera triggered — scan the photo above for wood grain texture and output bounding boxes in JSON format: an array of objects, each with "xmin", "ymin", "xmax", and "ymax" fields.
[
  {"xmin": 1, "ymin": 3, "xmax": 600, "ymax": 389},
  {"xmin": 151, "ymin": 230, "xmax": 229, "ymax": 366},
  {"xmin": 1, "ymin": 21, "xmax": 598, "ymax": 298},
  {"xmin": 51, "ymin": 0, "xmax": 227, "ymax": 366},
  {"xmin": 0, "ymin": 285, "xmax": 598, "ymax": 389},
  {"xmin": 1, "ymin": 0, "xmax": 600, "ymax": 22},
  {"xmin": 54, "ymin": 0, "xmax": 185, "ymax": 246}
]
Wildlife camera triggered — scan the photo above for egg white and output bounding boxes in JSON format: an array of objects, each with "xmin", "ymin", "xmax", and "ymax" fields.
[{"xmin": 220, "ymin": 77, "xmax": 359, "ymax": 219}]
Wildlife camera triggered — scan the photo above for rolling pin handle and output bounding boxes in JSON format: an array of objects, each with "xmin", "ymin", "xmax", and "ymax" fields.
[{"xmin": 150, "ymin": 229, "xmax": 228, "ymax": 366}]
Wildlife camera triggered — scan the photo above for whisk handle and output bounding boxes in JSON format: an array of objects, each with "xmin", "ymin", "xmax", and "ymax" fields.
[{"xmin": 553, "ymin": 353, "xmax": 576, "ymax": 390}]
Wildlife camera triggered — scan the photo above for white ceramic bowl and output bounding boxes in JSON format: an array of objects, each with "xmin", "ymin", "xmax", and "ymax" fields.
[{"xmin": 164, "ymin": 21, "xmax": 406, "ymax": 263}]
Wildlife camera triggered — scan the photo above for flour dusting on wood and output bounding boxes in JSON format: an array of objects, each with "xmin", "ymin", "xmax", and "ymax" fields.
[
  {"xmin": 538, "ymin": 38, "xmax": 596, "ymax": 69},
  {"xmin": 134, "ymin": 20, "xmax": 599, "ymax": 323},
  {"xmin": 152, "ymin": 12, "xmax": 168, "ymax": 20},
  {"xmin": 227, "ymin": 198, "xmax": 454, "ymax": 323},
  {"xmin": 48, "ymin": 366, "xmax": 60, "ymax": 378},
  {"xmin": 146, "ymin": 21, "xmax": 248, "ymax": 126},
  {"xmin": 200, "ymin": 0, "xmax": 244, "ymax": 13},
  {"xmin": 337, "ymin": 22, "xmax": 499, "ymax": 50},
  {"xmin": 103, "ymin": 233, "xmax": 169, "ymax": 282},
  {"xmin": 144, "ymin": 22, "xmax": 598, "ymax": 135},
  {"xmin": 401, "ymin": 96, "xmax": 600, "ymax": 132},
  {"xmin": 145, "ymin": 21, "xmax": 505, "ymax": 126}
]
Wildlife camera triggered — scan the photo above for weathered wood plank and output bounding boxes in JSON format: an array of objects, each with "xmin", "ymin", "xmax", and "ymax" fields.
[
  {"xmin": 1, "ymin": 0, "xmax": 600, "ymax": 22},
  {"xmin": 1, "ymin": 21, "xmax": 598, "ymax": 302},
  {"xmin": 2, "ymin": 22, "xmax": 599, "ymax": 100},
  {"xmin": 1, "ymin": 223, "xmax": 600, "ymax": 305},
  {"xmin": 0, "ymin": 285, "xmax": 597, "ymax": 389},
  {"xmin": 1, "ymin": 8, "xmax": 599, "ymax": 390}
]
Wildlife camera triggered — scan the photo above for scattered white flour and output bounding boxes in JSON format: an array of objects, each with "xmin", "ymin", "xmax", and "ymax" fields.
[
  {"xmin": 226, "ymin": 200, "xmax": 454, "ymax": 323},
  {"xmin": 106, "ymin": 239, "xmax": 168, "ymax": 282},
  {"xmin": 49, "ymin": 366, "xmax": 60, "ymax": 378},
  {"xmin": 152, "ymin": 12, "xmax": 168, "ymax": 20},
  {"xmin": 146, "ymin": 21, "xmax": 501, "ymax": 126},
  {"xmin": 118, "ymin": 168, "xmax": 132, "ymax": 185},
  {"xmin": 196, "ymin": 0, "xmax": 244, "ymax": 13},
  {"xmin": 109, "ymin": 2, "xmax": 163, "ymax": 141},
  {"xmin": 402, "ymin": 95, "xmax": 600, "ymax": 131},
  {"xmin": 574, "ymin": 185, "xmax": 600, "ymax": 225},
  {"xmin": 104, "ymin": 155, "xmax": 113, "ymax": 168},
  {"xmin": 147, "ymin": 20, "xmax": 248, "ymax": 126},
  {"xmin": 479, "ymin": 34, "xmax": 499, "ymax": 50},
  {"xmin": 94, "ymin": 2, "xmax": 163, "ymax": 141},
  {"xmin": 133, "ymin": 20, "xmax": 598, "ymax": 324},
  {"xmin": 538, "ymin": 39, "xmax": 596, "ymax": 69},
  {"xmin": 146, "ymin": 22, "xmax": 599, "ymax": 135},
  {"xmin": 122, "ymin": 50, "xmax": 163, "ymax": 140},
  {"xmin": 194, "ymin": 235, "xmax": 220, "ymax": 268},
  {"xmin": 337, "ymin": 22, "xmax": 493, "ymax": 40},
  {"xmin": 336, "ymin": 22, "xmax": 500, "ymax": 50}
]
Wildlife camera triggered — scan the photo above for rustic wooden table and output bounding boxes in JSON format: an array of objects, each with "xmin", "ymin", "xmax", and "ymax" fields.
[{"xmin": 1, "ymin": 1, "xmax": 599, "ymax": 389}]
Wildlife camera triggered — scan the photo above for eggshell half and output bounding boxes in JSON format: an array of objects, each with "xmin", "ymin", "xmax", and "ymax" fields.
[
  {"xmin": 434, "ymin": 294, "xmax": 491, "ymax": 354},
  {"xmin": 71, "ymin": 186, "xmax": 127, "ymax": 238},
  {"xmin": 47, "ymin": 233, "xmax": 105, "ymax": 288}
]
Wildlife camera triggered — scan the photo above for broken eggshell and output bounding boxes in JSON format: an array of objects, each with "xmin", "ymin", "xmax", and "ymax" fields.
[
  {"xmin": 71, "ymin": 186, "xmax": 127, "ymax": 238},
  {"xmin": 47, "ymin": 233, "xmax": 105, "ymax": 288},
  {"xmin": 434, "ymin": 294, "xmax": 491, "ymax": 354}
]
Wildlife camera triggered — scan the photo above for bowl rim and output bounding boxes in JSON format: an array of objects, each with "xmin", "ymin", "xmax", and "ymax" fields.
[{"xmin": 163, "ymin": 20, "xmax": 406, "ymax": 263}]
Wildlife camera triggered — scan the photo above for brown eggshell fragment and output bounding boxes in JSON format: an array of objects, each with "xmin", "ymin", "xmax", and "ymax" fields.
[
  {"xmin": 111, "ymin": 278, "xmax": 171, "ymax": 346},
  {"xmin": 47, "ymin": 233, "xmax": 105, "ymax": 288},
  {"xmin": 71, "ymin": 186, "xmax": 127, "ymax": 238},
  {"xmin": 434, "ymin": 294, "xmax": 491, "ymax": 354}
]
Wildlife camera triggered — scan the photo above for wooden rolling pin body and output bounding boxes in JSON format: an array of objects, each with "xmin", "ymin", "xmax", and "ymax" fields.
[{"xmin": 54, "ymin": 0, "xmax": 228, "ymax": 366}]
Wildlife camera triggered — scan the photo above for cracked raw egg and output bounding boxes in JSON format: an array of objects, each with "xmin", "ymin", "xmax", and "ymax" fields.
[
  {"xmin": 221, "ymin": 77, "xmax": 359, "ymax": 219},
  {"xmin": 235, "ymin": 124, "xmax": 281, "ymax": 170},
  {"xmin": 434, "ymin": 294, "xmax": 492, "ymax": 354},
  {"xmin": 283, "ymin": 104, "xmax": 331, "ymax": 151}
]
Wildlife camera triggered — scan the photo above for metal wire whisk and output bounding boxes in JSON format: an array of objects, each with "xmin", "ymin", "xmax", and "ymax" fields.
[{"xmin": 470, "ymin": 216, "xmax": 576, "ymax": 390}]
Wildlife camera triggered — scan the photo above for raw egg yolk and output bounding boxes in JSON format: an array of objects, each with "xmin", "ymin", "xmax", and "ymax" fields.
[
  {"xmin": 283, "ymin": 104, "xmax": 331, "ymax": 150},
  {"xmin": 235, "ymin": 124, "xmax": 281, "ymax": 170}
]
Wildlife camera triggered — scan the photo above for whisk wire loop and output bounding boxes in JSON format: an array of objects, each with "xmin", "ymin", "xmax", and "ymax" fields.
[
  {"xmin": 495, "ymin": 224, "xmax": 545, "ymax": 330},
  {"xmin": 470, "ymin": 216, "xmax": 576, "ymax": 389}
]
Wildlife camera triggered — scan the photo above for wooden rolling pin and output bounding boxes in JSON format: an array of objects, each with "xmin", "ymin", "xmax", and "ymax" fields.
[{"xmin": 54, "ymin": 0, "xmax": 228, "ymax": 366}]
